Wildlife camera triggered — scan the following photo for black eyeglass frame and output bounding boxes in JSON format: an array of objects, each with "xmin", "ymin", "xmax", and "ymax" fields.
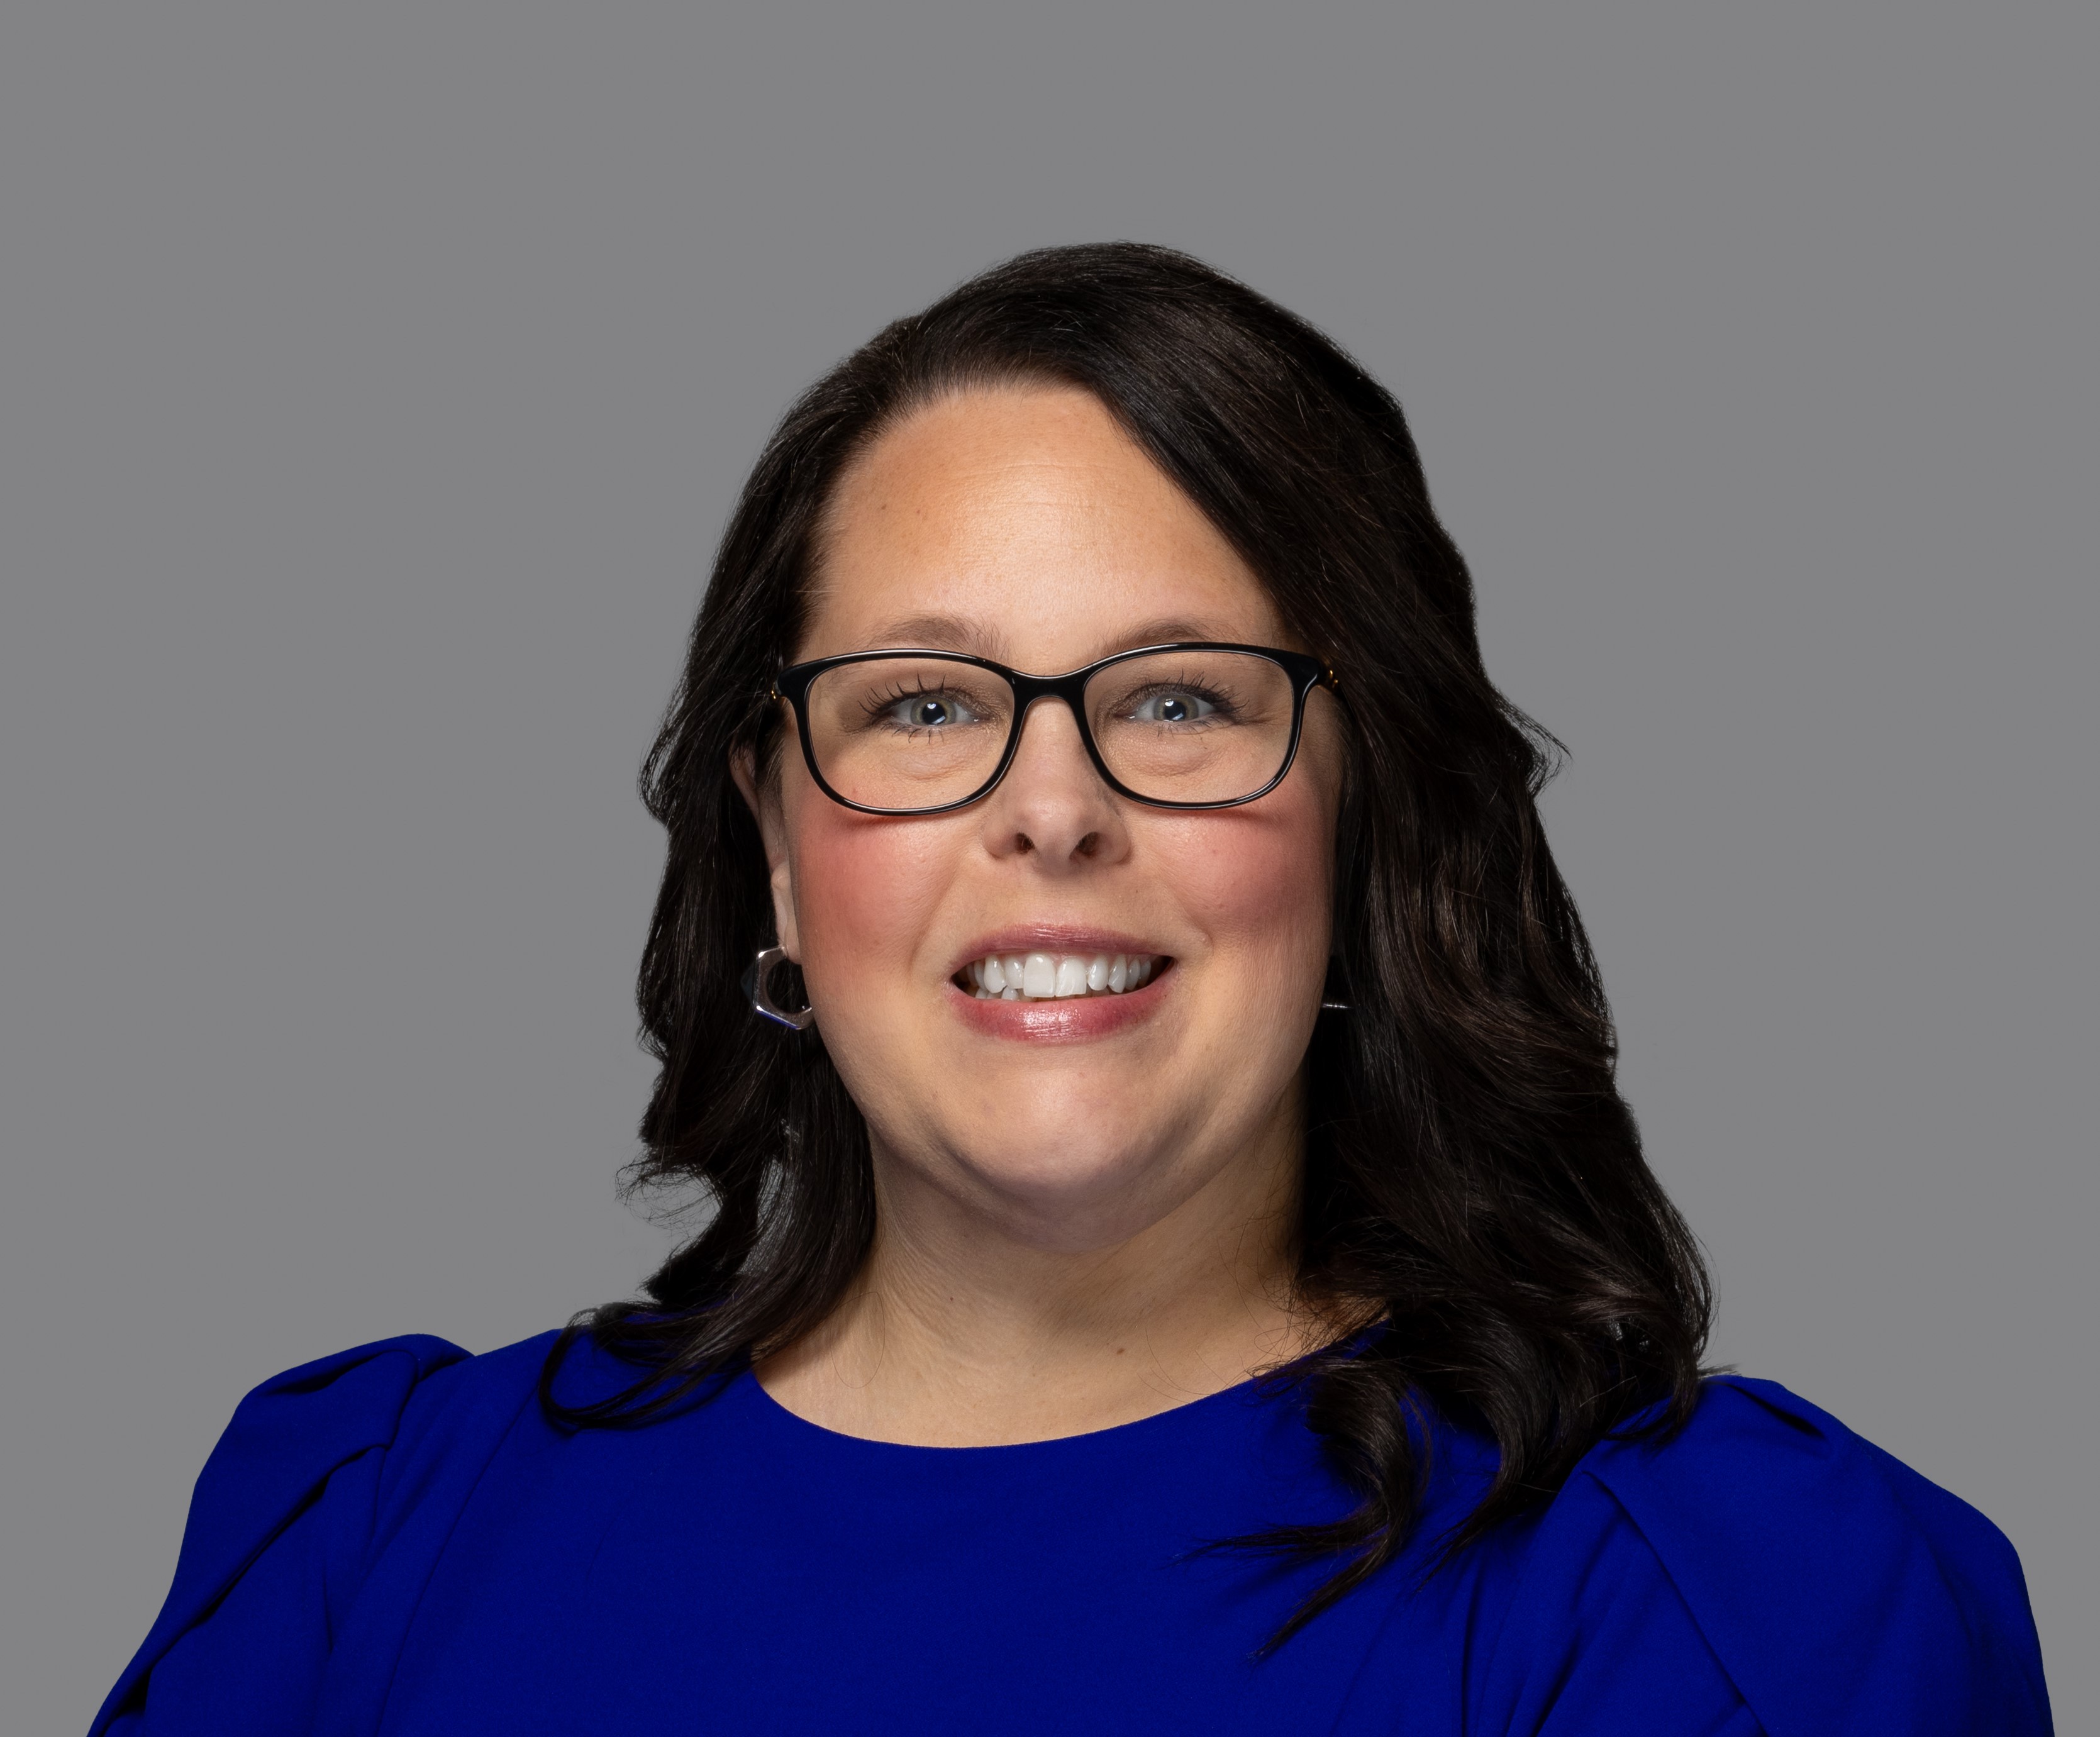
[{"xmin": 770, "ymin": 641, "xmax": 1342, "ymax": 816}]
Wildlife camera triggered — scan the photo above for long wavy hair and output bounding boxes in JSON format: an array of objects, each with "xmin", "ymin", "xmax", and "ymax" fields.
[{"xmin": 542, "ymin": 241, "xmax": 1713, "ymax": 1644}]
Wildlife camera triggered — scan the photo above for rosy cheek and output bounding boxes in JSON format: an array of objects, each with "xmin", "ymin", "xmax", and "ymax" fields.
[
  {"xmin": 1150, "ymin": 794, "xmax": 1333, "ymax": 965},
  {"xmin": 788, "ymin": 804, "xmax": 955, "ymax": 992}
]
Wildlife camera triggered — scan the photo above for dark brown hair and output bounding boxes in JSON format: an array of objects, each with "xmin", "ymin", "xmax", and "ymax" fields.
[{"xmin": 543, "ymin": 241, "xmax": 1713, "ymax": 1645}]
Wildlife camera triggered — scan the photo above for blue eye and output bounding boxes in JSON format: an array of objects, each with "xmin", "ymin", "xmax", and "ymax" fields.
[
  {"xmin": 1131, "ymin": 691, "xmax": 1216, "ymax": 724},
  {"xmin": 885, "ymin": 692, "xmax": 981, "ymax": 730}
]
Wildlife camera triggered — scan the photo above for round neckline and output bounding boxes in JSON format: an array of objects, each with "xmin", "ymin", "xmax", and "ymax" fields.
[{"xmin": 742, "ymin": 1358, "xmax": 1284, "ymax": 1457}]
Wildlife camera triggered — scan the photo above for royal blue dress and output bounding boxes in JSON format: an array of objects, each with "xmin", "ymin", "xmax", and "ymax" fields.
[{"xmin": 93, "ymin": 1331, "xmax": 2050, "ymax": 1735}]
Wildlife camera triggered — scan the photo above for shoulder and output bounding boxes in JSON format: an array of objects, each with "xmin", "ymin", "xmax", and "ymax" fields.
[
  {"xmin": 1575, "ymin": 1376, "xmax": 2025, "ymax": 1582},
  {"xmin": 152, "ymin": 1333, "xmax": 502, "ymax": 1614},
  {"xmin": 1519, "ymin": 1375, "xmax": 2051, "ymax": 1736},
  {"xmin": 199, "ymin": 1329, "xmax": 561, "ymax": 1523},
  {"xmin": 93, "ymin": 1329, "xmax": 567, "ymax": 1736}
]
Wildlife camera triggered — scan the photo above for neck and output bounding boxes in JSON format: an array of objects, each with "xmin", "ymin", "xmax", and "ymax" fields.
[{"xmin": 755, "ymin": 1096, "xmax": 1337, "ymax": 1446}]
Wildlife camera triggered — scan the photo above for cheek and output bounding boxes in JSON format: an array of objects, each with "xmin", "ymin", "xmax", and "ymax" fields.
[
  {"xmin": 1153, "ymin": 791, "xmax": 1335, "ymax": 974},
  {"xmin": 788, "ymin": 804, "xmax": 954, "ymax": 990}
]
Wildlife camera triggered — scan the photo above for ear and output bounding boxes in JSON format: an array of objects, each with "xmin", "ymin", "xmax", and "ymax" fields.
[{"xmin": 730, "ymin": 744, "xmax": 801, "ymax": 962}]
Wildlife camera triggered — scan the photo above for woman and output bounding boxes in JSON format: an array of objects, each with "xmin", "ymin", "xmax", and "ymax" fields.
[{"xmin": 95, "ymin": 244, "xmax": 2050, "ymax": 1734}]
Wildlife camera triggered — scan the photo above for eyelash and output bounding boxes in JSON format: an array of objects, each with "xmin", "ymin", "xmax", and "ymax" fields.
[
  {"xmin": 847, "ymin": 672, "xmax": 1243, "ymax": 730},
  {"xmin": 857, "ymin": 679, "xmax": 994, "ymax": 728},
  {"xmin": 1114, "ymin": 680, "xmax": 1239, "ymax": 721}
]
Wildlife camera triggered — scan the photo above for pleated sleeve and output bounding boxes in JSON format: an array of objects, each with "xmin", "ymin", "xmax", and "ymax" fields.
[
  {"xmin": 89, "ymin": 1335, "xmax": 471, "ymax": 1737},
  {"xmin": 1497, "ymin": 1375, "xmax": 2053, "ymax": 1736}
]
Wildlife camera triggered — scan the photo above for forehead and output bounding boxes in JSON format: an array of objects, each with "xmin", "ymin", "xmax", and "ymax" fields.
[{"xmin": 801, "ymin": 385, "xmax": 1287, "ymax": 668}]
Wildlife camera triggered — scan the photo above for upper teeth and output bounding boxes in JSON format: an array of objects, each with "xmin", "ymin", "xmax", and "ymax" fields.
[{"xmin": 962, "ymin": 952, "xmax": 1161, "ymax": 1000}]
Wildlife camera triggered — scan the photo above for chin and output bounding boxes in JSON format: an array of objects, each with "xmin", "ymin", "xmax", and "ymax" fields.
[{"xmin": 938, "ymin": 1126, "xmax": 1196, "ymax": 1245}]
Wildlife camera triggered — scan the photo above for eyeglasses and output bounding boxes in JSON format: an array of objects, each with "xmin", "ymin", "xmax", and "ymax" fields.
[{"xmin": 770, "ymin": 642, "xmax": 1340, "ymax": 816}]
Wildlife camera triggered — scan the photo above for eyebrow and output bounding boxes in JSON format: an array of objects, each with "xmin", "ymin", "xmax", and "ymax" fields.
[
  {"xmin": 1114, "ymin": 617, "xmax": 1228, "ymax": 648},
  {"xmin": 862, "ymin": 614, "xmax": 1009, "ymax": 658},
  {"xmin": 859, "ymin": 613, "xmax": 1239, "ymax": 668}
]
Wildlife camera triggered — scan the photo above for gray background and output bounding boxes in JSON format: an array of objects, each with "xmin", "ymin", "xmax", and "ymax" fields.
[{"xmin": 2, "ymin": 3, "xmax": 2091, "ymax": 1729}]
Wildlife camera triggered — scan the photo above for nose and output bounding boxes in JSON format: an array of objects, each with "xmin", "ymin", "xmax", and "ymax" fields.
[{"xmin": 976, "ymin": 696, "xmax": 1130, "ymax": 868}]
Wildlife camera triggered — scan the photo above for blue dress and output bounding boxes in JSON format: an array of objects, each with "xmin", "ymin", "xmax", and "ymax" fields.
[{"xmin": 93, "ymin": 1331, "xmax": 2051, "ymax": 1735}]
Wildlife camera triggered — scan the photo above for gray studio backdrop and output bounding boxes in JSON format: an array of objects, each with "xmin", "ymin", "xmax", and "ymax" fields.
[{"xmin": 2, "ymin": 4, "xmax": 2091, "ymax": 1729}]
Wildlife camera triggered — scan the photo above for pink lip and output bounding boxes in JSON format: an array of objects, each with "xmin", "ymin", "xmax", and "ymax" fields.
[
  {"xmin": 943, "ymin": 926, "xmax": 1175, "ymax": 1045},
  {"xmin": 946, "ymin": 963, "xmax": 1172, "ymax": 1043}
]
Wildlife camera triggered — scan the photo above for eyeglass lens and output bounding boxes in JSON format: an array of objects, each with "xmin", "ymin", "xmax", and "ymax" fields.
[{"xmin": 801, "ymin": 650, "xmax": 1299, "ymax": 811}]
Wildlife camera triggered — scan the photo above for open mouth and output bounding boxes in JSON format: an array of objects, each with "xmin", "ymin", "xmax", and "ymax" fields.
[{"xmin": 953, "ymin": 950, "xmax": 1169, "ymax": 1001}]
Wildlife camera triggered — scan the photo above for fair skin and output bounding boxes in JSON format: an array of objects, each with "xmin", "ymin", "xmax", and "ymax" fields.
[{"xmin": 733, "ymin": 384, "xmax": 1349, "ymax": 1446}]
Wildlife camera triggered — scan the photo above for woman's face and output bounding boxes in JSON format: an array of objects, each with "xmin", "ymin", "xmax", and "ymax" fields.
[{"xmin": 744, "ymin": 386, "xmax": 1346, "ymax": 1254}]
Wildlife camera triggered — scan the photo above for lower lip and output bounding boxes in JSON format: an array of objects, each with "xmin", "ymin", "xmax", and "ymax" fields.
[{"xmin": 946, "ymin": 965, "xmax": 1172, "ymax": 1042}]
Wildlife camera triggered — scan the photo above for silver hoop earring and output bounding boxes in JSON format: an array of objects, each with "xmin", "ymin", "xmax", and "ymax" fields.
[{"xmin": 742, "ymin": 944, "xmax": 814, "ymax": 1031}]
